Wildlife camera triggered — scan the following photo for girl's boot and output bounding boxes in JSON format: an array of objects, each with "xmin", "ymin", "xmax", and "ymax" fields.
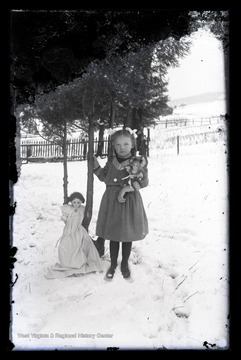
[
  {"xmin": 105, "ymin": 241, "xmax": 119, "ymax": 280},
  {"xmin": 121, "ymin": 242, "xmax": 132, "ymax": 279}
]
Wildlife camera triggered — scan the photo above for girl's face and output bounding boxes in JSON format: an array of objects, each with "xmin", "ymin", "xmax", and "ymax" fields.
[
  {"xmin": 71, "ymin": 198, "xmax": 82, "ymax": 209},
  {"xmin": 114, "ymin": 135, "xmax": 133, "ymax": 158}
]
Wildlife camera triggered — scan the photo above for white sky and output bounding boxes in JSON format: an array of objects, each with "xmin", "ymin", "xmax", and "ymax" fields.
[{"xmin": 167, "ymin": 29, "xmax": 226, "ymax": 100}]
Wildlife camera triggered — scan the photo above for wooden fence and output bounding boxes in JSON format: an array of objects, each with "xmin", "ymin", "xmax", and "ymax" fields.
[
  {"xmin": 156, "ymin": 115, "xmax": 226, "ymax": 128},
  {"xmin": 21, "ymin": 135, "xmax": 150, "ymax": 162},
  {"xmin": 21, "ymin": 138, "xmax": 110, "ymax": 162},
  {"xmin": 173, "ymin": 129, "xmax": 226, "ymax": 155},
  {"xmin": 20, "ymin": 117, "xmax": 226, "ymax": 162}
]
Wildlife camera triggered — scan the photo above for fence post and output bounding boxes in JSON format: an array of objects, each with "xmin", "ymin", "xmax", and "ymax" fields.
[
  {"xmin": 26, "ymin": 145, "xmax": 32, "ymax": 163},
  {"xmin": 177, "ymin": 135, "xmax": 179, "ymax": 155}
]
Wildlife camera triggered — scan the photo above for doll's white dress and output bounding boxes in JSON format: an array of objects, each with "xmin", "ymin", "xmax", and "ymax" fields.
[{"xmin": 46, "ymin": 204, "xmax": 103, "ymax": 279}]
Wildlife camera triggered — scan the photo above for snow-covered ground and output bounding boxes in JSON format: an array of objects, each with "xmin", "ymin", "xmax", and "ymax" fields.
[{"xmin": 11, "ymin": 121, "xmax": 229, "ymax": 351}]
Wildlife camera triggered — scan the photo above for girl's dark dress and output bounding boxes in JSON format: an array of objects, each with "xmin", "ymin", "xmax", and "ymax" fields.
[{"xmin": 94, "ymin": 155, "xmax": 149, "ymax": 242}]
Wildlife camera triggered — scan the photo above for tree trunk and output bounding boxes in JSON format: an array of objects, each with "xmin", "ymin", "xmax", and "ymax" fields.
[
  {"xmin": 82, "ymin": 114, "xmax": 94, "ymax": 231},
  {"xmin": 135, "ymin": 107, "xmax": 143, "ymax": 131},
  {"xmin": 131, "ymin": 108, "xmax": 139, "ymax": 130},
  {"xmin": 107, "ymin": 96, "xmax": 116, "ymax": 159},
  {"xmin": 109, "ymin": 95, "xmax": 116, "ymax": 129},
  {"xmin": 62, "ymin": 122, "xmax": 68, "ymax": 204},
  {"xmin": 96, "ymin": 124, "xmax": 104, "ymax": 157},
  {"xmin": 125, "ymin": 107, "xmax": 133, "ymax": 128}
]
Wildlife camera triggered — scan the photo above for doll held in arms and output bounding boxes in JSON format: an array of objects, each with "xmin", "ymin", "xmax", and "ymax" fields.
[
  {"xmin": 122, "ymin": 156, "xmax": 147, "ymax": 185},
  {"xmin": 119, "ymin": 156, "xmax": 148, "ymax": 202}
]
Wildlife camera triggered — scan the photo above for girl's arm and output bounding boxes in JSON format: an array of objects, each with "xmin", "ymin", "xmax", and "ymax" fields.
[
  {"xmin": 118, "ymin": 184, "xmax": 135, "ymax": 203},
  {"xmin": 118, "ymin": 174, "xmax": 147, "ymax": 202},
  {"xmin": 130, "ymin": 156, "xmax": 149, "ymax": 190},
  {"xmin": 132, "ymin": 167, "xmax": 149, "ymax": 190},
  {"xmin": 93, "ymin": 156, "xmax": 110, "ymax": 182}
]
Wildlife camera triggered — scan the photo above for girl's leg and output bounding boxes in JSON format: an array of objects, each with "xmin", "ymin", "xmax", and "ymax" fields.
[
  {"xmin": 109, "ymin": 241, "xmax": 119, "ymax": 268},
  {"xmin": 96, "ymin": 237, "xmax": 105, "ymax": 257},
  {"xmin": 106, "ymin": 241, "xmax": 119, "ymax": 280},
  {"xmin": 121, "ymin": 242, "xmax": 132, "ymax": 278}
]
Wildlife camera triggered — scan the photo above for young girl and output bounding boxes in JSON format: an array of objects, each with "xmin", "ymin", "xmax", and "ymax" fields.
[
  {"xmin": 93, "ymin": 129, "xmax": 149, "ymax": 280},
  {"xmin": 46, "ymin": 192, "xmax": 103, "ymax": 279}
]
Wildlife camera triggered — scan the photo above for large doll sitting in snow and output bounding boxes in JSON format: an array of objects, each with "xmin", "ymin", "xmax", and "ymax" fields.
[
  {"xmin": 121, "ymin": 156, "xmax": 148, "ymax": 190},
  {"xmin": 45, "ymin": 192, "xmax": 103, "ymax": 279}
]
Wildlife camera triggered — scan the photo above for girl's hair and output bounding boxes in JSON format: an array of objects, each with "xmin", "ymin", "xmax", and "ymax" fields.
[
  {"xmin": 67, "ymin": 192, "xmax": 85, "ymax": 204},
  {"xmin": 109, "ymin": 129, "xmax": 137, "ymax": 159}
]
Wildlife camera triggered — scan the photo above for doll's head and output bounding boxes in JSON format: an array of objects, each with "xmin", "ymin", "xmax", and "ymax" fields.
[
  {"xmin": 130, "ymin": 159, "xmax": 142, "ymax": 174},
  {"xmin": 126, "ymin": 156, "xmax": 147, "ymax": 176},
  {"xmin": 67, "ymin": 192, "xmax": 85, "ymax": 209}
]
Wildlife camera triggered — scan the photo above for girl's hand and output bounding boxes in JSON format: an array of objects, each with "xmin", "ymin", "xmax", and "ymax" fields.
[
  {"xmin": 93, "ymin": 156, "xmax": 100, "ymax": 170},
  {"xmin": 118, "ymin": 189, "xmax": 126, "ymax": 203}
]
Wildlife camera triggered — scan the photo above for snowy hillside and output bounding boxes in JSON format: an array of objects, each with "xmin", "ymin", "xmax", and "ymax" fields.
[
  {"xmin": 11, "ymin": 121, "xmax": 229, "ymax": 350},
  {"xmin": 169, "ymin": 100, "xmax": 226, "ymax": 118},
  {"xmin": 166, "ymin": 93, "xmax": 227, "ymax": 118}
]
